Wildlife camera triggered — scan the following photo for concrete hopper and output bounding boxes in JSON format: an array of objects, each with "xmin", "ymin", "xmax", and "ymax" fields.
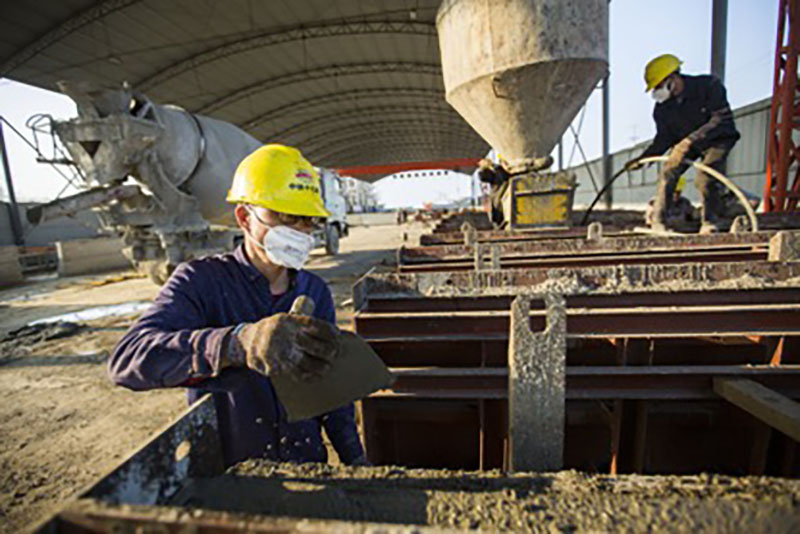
[{"xmin": 437, "ymin": 0, "xmax": 609, "ymax": 163}]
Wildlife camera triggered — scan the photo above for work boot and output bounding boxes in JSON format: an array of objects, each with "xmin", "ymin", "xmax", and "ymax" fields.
[{"xmin": 648, "ymin": 203, "xmax": 670, "ymax": 233}]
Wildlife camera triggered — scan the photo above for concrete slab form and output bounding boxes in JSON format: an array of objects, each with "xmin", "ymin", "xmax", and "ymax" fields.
[
  {"xmin": 354, "ymin": 263, "xmax": 800, "ymax": 476},
  {"xmin": 400, "ymin": 230, "xmax": 797, "ymax": 273},
  {"xmin": 428, "ymin": 209, "xmax": 646, "ymax": 235},
  {"xmin": 35, "ymin": 396, "xmax": 445, "ymax": 534},
  {"xmin": 423, "ymin": 211, "xmax": 800, "ymax": 245}
]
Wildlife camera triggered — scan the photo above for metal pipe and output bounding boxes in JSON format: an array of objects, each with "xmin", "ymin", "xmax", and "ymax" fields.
[
  {"xmin": 602, "ymin": 75, "xmax": 612, "ymax": 208},
  {"xmin": 711, "ymin": 0, "xmax": 728, "ymax": 82},
  {"xmin": 558, "ymin": 138, "xmax": 563, "ymax": 171},
  {"xmin": 0, "ymin": 120, "xmax": 24, "ymax": 245}
]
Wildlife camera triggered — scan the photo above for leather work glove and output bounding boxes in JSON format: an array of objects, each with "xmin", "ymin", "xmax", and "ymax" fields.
[
  {"xmin": 624, "ymin": 158, "xmax": 644, "ymax": 171},
  {"xmin": 225, "ymin": 313, "xmax": 338, "ymax": 382},
  {"xmin": 666, "ymin": 137, "xmax": 693, "ymax": 167}
]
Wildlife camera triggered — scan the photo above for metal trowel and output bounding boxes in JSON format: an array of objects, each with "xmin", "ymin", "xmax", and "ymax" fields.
[{"xmin": 270, "ymin": 295, "xmax": 394, "ymax": 422}]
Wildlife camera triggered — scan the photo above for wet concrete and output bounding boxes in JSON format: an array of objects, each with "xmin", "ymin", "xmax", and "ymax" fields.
[{"xmin": 175, "ymin": 461, "xmax": 800, "ymax": 532}]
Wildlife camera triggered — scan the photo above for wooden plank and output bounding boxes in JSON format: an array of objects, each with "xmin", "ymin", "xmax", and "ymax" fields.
[
  {"xmin": 713, "ymin": 378, "xmax": 800, "ymax": 442},
  {"xmin": 748, "ymin": 421, "xmax": 772, "ymax": 475}
]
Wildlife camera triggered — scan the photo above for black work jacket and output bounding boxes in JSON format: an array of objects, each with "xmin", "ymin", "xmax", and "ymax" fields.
[{"xmin": 641, "ymin": 74, "xmax": 740, "ymax": 158}]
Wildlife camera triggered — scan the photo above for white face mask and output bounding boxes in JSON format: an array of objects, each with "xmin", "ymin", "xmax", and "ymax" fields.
[
  {"xmin": 245, "ymin": 208, "xmax": 315, "ymax": 269},
  {"xmin": 262, "ymin": 225, "xmax": 315, "ymax": 269},
  {"xmin": 652, "ymin": 79, "xmax": 673, "ymax": 104}
]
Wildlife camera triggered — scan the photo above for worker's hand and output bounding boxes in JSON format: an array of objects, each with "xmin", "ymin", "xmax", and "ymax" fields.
[
  {"xmin": 666, "ymin": 137, "xmax": 693, "ymax": 167},
  {"xmin": 231, "ymin": 313, "xmax": 338, "ymax": 381},
  {"xmin": 624, "ymin": 158, "xmax": 644, "ymax": 171}
]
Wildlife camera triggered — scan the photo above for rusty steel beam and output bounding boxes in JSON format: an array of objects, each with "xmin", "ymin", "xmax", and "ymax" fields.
[
  {"xmin": 425, "ymin": 212, "xmax": 800, "ymax": 244},
  {"xmin": 355, "ymin": 302, "xmax": 800, "ymax": 340},
  {"xmin": 420, "ymin": 227, "xmax": 635, "ymax": 246},
  {"xmin": 336, "ymin": 157, "xmax": 481, "ymax": 178},
  {"xmin": 402, "ymin": 231, "xmax": 779, "ymax": 264},
  {"xmin": 376, "ymin": 365, "xmax": 800, "ymax": 401},
  {"xmin": 398, "ymin": 249, "xmax": 767, "ymax": 272},
  {"xmin": 362, "ymin": 288, "xmax": 800, "ymax": 314},
  {"xmin": 399, "ymin": 231, "xmax": 799, "ymax": 272},
  {"xmin": 352, "ymin": 262, "xmax": 800, "ymax": 311}
]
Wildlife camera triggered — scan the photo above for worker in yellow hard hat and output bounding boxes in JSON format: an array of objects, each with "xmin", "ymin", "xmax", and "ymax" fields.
[
  {"xmin": 625, "ymin": 54, "xmax": 741, "ymax": 233},
  {"xmin": 108, "ymin": 144, "xmax": 368, "ymax": 467}
]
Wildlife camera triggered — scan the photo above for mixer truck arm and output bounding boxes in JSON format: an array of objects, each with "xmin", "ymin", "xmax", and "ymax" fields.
[{"xmin": 27, "ymin": 82, "xmax": 343, "ymax": 283}]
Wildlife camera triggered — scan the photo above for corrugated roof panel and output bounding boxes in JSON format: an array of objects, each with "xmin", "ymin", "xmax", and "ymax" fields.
[{"xmin": 1, "ymin": 0, "xmax": 492, "ymax": 167}]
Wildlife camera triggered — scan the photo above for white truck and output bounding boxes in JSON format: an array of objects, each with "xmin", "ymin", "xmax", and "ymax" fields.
[
  {"xmin": 27, "ymin": 82, "xmax": 347, "ymax": 282},
  {"xmin": 315, "ymin": 167, "xmax": 348, "ymax": 255}
]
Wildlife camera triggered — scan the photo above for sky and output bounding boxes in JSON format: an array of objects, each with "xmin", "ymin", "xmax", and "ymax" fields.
[{"xmin": 0, "ymin": 0, "xmax": 780, "ymax": 208}]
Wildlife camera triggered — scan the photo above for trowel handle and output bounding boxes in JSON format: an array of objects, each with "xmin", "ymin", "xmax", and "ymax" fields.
[{"xmin": 289, "ymin": 295, "xmax": 315, "ymax": 317}]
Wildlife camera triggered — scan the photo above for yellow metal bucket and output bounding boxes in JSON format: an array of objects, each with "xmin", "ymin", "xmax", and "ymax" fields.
[{"xmin": 503, "ymin": 172, "xmax": 577, "ymax": 229}]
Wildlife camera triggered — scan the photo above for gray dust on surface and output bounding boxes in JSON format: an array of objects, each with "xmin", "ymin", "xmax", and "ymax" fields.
[{"xmin": 176, "ymin": 460, "xmax": 800, "ymax": 532}]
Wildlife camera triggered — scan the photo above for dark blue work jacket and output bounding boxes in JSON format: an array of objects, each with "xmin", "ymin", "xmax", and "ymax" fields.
[{"xmin": 108, "ymin": 245, "xmax": 364, "ymax": 467}]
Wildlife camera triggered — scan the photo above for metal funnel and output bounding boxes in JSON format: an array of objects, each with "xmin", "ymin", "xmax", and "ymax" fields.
[{"xmin": 437, "ymin": 0, "xmax": 609, "ymax": 163}]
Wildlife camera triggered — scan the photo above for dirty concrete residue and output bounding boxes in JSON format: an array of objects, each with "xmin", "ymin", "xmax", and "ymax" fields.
[
  {"xmin": 356, "ymin": 262, "xmax": 800, "ymax": 308},
  {"xmin": 178, "ymin": 461, "xmax": 800, "ymax": 532},
  {"xmin": 0, "ymin": 322, "xmax": 83, "ymax": 364}
]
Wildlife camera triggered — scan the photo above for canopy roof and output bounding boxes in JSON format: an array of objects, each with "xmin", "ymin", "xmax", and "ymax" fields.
[{"xmin": 0, "ymin": 0, "xmax": 488, "ymax": 178}]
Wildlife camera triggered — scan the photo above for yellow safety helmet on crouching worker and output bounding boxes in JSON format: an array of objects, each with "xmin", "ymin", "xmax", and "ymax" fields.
[
  {"xmin": 227, "ymin": 144, "xmax": 330, "ymax": 217},
  {"xmin": 644, "ymin": 54, "xmax": 682, "ymax": 92}
]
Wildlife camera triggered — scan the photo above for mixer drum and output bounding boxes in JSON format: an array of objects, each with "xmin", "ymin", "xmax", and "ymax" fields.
[{"xmin": 437, "ymin": 0, "xmax": 609, "ymax": 163}]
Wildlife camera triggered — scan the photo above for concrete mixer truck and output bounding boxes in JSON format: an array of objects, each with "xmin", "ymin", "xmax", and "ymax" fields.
[{"xmin": 26, "ymin": 82, "xmax": 348, "ymax": 283}]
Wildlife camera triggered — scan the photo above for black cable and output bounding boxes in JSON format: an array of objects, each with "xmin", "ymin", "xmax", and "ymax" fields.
[{"xmin": 579, "ymin": 166, "xmax": 628, "ymax": 226}]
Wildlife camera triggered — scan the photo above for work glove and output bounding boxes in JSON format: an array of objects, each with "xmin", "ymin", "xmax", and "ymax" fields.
[
  {"xmin": 666, "ymin": 137, "xmax": 693, "ymax": 167},
  {"xmin": 226, "ymin": 313, "xmax": 338, "ymax": 382},
  {"xmin": 624, "ymin": 158, "xmax": 644, "ymax": 171}
]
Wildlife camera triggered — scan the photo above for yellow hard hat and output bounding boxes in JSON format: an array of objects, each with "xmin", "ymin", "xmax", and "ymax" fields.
[
  {"xmin": 675, "ymin": 175, "xmax": 687, "ymax": 192},
  {"xmin": 644, "ymin": 54, "xmax": 682, "ymax": 92},
  {"xmin": 226, "ymin": 144, "xmax": 330, "ymax": 217}
]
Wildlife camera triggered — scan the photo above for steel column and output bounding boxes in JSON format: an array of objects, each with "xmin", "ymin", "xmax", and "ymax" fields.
[
  {"xmin": 602, "ymin": 74, "xmax": 612, "ymax": 208},
  {"xmin": 0, "ymin": 120, "xmax": 24, "ymax": 245},
  {"xmin": 710, "ymin": 0, "xmax": 729, "ymax": 82}
]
